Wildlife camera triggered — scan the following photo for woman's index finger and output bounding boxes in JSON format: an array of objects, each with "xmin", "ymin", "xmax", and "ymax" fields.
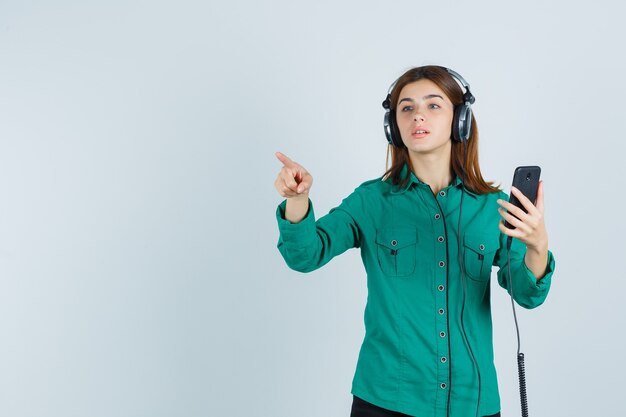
[{"xmin": 275, "ymin": 151, "xmax": 295, "ymax": 168}]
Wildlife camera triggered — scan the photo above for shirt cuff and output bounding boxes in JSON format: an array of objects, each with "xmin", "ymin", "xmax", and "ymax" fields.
[{"xmin": 276, "ymin": 199, "xmax": 316, "ymax": 245}]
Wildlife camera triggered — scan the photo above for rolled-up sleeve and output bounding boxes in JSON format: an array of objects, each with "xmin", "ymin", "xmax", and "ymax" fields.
[
  {"xmin": 276, "ymin": 196, "xmax": 361, "ymax": 273},
  {"xmin": 493, "ymin": 232, "xmax": 555, "ymax": 309}
]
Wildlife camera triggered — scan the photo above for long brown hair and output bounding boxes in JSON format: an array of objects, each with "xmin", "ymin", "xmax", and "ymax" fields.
[{"xmin": 383, "ymin": 66, "xmax": 500, "ymax": 194}]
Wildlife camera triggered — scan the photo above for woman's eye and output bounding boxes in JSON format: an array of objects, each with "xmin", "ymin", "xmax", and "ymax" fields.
[
  {"xmin": 401, "ymin": 106, "xmax": 413, "ymax": 112},
  {"xmin": 429, "ymin": 103, "xmax": 441, "ymax": 109}
]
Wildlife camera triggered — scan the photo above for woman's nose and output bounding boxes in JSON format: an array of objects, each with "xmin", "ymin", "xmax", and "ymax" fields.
[{"xmin": 413, "ymin": 112, "xmax": 425, "ymax": 122}]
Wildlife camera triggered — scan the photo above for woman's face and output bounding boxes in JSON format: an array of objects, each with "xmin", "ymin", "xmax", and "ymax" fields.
[{"xmin": 396, "ymin": 79, "xmax": 455, "ymax": 156}]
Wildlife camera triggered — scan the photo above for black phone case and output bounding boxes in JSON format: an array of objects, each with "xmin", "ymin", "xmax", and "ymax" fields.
[{"xmin": 504, "ymin": 166, "xmax": 541, "ymax": 229}]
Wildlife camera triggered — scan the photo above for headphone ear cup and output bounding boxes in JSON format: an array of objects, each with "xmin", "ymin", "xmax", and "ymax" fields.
[
  {"xmin": 388, "ymin": 110, "xmax": 403, "ymax": 147},
  {"xmin": 383, "ymin": 110, "xmax": 394, "ymax": 145},
  {"xmin": 384, "ymin": 109, "xmax": 404, "ymax": 147},
  {"xmin": 452, "ymin": 104, "xmax": 472, "ymax": 142}
]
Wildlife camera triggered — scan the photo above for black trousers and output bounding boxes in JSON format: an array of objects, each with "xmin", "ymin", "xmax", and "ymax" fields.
[{"xmin": 350, "ymin": 395, "xmax": 501, "ymax": 417}]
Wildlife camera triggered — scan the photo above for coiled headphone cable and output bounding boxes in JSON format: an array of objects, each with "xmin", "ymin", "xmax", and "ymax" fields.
[
  {"xmin": 507, "ymin": 236, "xmax": 529, "ymax": 417},
  {"xmin": 459, "ymin": 143, "xmax": 530, "ymax": 417}
]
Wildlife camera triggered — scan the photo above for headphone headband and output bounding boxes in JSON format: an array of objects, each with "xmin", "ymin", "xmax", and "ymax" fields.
[{"xmin": 445, "ymin": 68, "xmax": 475, "ymax": 108}]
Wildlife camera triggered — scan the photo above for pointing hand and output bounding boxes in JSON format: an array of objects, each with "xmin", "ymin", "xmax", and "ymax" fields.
[{"xmin": 274, "ymin": 152, "xmax": 313, "ymax": 199}]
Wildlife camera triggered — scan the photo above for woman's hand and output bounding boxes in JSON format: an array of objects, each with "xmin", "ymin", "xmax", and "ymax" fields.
[
  {"xmin": 497, "ymin": 181, "xmax": 549, "ymax": 279},
  {"xmin": 274, "ymin": 152, "xmax": 313, "ymax": 199},
  {"xmin": 274, "ymin": 152, "xmax": 313, "ymax": 224},
  {"xmin": 497, "ymin": 181, "xmax": 548, "ymax": 250}
]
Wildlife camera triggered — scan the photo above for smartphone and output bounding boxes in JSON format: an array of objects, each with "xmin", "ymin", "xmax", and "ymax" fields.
[{"xmin": 504, "ymin": 166, "xmax": 541, "ymax": 229}]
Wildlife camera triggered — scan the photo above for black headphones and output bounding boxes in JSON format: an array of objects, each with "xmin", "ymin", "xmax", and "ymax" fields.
[{"xmin": 382, "ymin": 67, "xmax": 476, "ymax": 147}]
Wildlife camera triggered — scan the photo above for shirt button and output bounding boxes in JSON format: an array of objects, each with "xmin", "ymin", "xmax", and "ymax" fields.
[
  {"xmin": 438, "ymin": 261, "xmax": 445, "ymax": 268},
  {"xmin": 479, "ymin": 244, "xmax": 485, "ymax": 251},
  {"xmin": 391, "ymin": 240, "xmax": 398, "ymax": 247},
  {"xmin": 440, "ymin": 331, "xmax": 446, "ymax": 338},
  {"xmin": 438, "ymin": 285, "xmax": 445, "ymax": 291},
  {"xmin": 439, "ymin": 191, "xmax": 446, "ymax": 197},
  {"xmin": 440, "ymin": 383, "xmax": 447, "ymax": 389},
  {"xmin": 440, "ymin": 357, "xmax": 447, "ymax": 363},
  {"xmin": 438, "ymin": 308, "xmax": 445, "ymax": 315},
  {"xmin": 438, "ymin": 236, "xmax": 445, "ymax": 243},
  {"xmin": 434, "ymin": 213, "xmax": 441, "ymax": 220}
]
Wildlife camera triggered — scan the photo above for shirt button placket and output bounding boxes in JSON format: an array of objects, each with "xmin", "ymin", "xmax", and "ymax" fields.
[{"xmin": 433, "ymin": 206, "xmax": 449, "ymax": 413}]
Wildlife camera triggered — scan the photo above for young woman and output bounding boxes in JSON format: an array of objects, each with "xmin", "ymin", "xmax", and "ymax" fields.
[{"xmin": 274, "ymin": 65, "xmax": 555, "ymax": 417}]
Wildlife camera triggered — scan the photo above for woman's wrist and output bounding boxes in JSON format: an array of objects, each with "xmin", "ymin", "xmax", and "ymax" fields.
[
  {"xmin": 524, "ymin": 243, "xmax": 549, "ymax": 280},
  {"xmin": 285, "ymin": 194, "xmax": 310, "ymax": 223},
  {"xmin": 526, "ymin": 239, "xmax": 548, "ymax": 256}
]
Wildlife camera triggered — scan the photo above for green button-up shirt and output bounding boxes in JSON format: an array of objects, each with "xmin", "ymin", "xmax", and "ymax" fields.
[{"xmin": 276, "ymin": 168, "xmax": 554, "ymax": 417}]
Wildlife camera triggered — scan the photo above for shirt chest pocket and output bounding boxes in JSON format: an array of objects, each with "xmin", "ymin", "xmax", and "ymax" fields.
[
  {"xmin": 463, "ymin": 233, "xmax": 499, "ymax": 281},
  {"xmin": 375, "ymin": 228, "xmax": 418, "ymax": 277}
]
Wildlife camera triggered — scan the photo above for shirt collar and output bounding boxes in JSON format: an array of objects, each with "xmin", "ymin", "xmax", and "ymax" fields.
[{"xmin": 389, "ymin": 164, "xmax": 478, "ymax": 198}]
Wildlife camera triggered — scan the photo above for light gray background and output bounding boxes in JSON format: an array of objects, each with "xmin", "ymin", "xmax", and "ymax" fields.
[{"xmin": 0, "ymin": 1, "xmax": 624, "ymax": 416}]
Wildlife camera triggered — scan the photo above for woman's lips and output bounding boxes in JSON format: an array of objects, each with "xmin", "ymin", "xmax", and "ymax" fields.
[{"xmin": 412, "ymin": 129, "xmax": 429, "ymax": 139}]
